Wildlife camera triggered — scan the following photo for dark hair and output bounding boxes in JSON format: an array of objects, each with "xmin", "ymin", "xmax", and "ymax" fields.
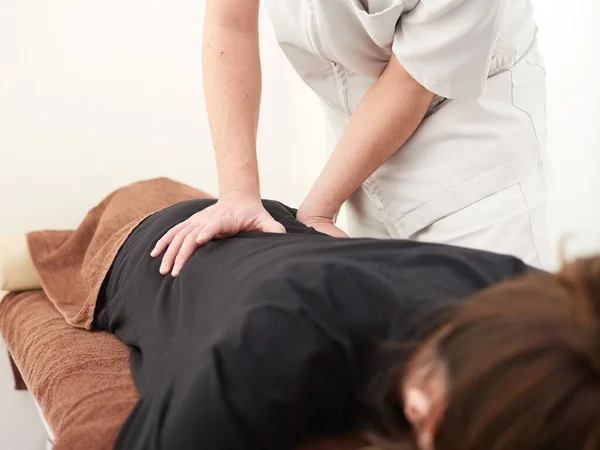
[{"xmin": 431, "ymin": 256, "xmax": 600, "ymax": 449}]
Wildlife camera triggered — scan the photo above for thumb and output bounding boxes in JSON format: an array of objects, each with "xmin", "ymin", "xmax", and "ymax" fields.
[{"xmin": 259, "ymin": 217, "xmax": 286, "ymax": 234}]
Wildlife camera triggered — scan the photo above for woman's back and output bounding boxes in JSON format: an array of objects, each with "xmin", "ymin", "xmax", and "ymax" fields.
[{"xmin": 95, "ymin": 199, "xmax": 532, "ymax": 449}]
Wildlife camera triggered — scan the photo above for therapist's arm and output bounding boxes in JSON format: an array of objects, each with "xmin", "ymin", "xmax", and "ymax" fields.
[
  {"xmin": 297, "ymin": 56, "xmax": 434, "ymax": 227},
  {"xmin": 204, "ymin": 0, "xmax": 262, "ymax": 197},
  {"xmin": 151, "ymin": 0, "xmax": 286, "ymax": 277}
]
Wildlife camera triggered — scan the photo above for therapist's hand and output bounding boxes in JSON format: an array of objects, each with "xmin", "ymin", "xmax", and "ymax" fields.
[
  {"xmin": 151, "ymin": 191, "xmax": 286, "ymax": 276},
  {"xmin": 297, "ymin": 212, "xmax": 349, "ymax": 238}
]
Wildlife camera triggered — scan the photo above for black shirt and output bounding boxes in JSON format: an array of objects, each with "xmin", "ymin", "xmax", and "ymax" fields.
[{"xmin": 95, "ymin": 199, "xmax": 530, "ymax": 450}]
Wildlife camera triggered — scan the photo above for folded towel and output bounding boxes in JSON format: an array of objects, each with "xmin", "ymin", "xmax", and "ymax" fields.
[{"xmin": 26, "ymin": 177, "xmax": 209, "ymax": 329}]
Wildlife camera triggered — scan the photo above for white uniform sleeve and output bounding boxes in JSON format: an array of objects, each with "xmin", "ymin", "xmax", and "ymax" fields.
[{"xmin": 393, "ymin": 0, "xmax": 507, "ymax": 99}]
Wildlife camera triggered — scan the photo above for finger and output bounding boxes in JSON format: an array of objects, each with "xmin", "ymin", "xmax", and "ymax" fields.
[
  {"xmin": 195, "ymin": 221, "xmax": 224, "ymax": 245},
  {"xmin": 172, "ymin": 227, "xmax": 205, "ymax": 277},
  {"xmin": 159, "ymin": 226, "xmax": 194, "ymax": 275},
  {"xmin": 151, "ymin": 220, "xmax": 189, "ymax": 257},
  {"xmin": 333, "ymin": 228, "xmax": 349, "ymax": 238},
  {"xmin": 260, "ymin": 218, "xmax": 286, "ymax": 234}
]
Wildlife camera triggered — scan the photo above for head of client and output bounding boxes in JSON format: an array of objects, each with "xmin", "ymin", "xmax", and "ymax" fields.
[{"xmin": 387, "ymin": 256, "xmax": 600, "ymax": 450}]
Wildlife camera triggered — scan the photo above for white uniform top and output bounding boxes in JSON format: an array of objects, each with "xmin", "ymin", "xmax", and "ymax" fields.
[{"xmin": 264, "ymin": 0, "xmax": 548, "ymax": 243}]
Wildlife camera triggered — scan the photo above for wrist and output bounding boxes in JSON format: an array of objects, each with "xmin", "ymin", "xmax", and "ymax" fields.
[
  {"xmin": 297, "ymin": 199, "xmax": 338, "ymax": 223},
  {"xmin": 219, "ymin": 177, "xmax": 260, "ymax": 202},
  {"xmin": 220, "ymin": 188, "xmax": 261, "ymax": 203},
  {"xmin": 217, "ymin": 155, "xmax": 261, "ymax": 198}
]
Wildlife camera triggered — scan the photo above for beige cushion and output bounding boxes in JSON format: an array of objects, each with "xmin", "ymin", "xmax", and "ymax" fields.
[{"xmin": 0, "ymin": 235, "xmax": 41, "ymax": 292}]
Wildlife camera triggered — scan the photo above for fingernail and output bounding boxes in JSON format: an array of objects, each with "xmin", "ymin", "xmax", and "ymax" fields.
[{"xmin": 172, "ymin": 266, "xmax": 180, "ymax": 277}]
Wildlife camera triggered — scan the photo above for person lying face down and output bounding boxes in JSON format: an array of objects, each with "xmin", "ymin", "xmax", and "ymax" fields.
[{"xmin": 93, "ymin": 198, "xmax": 600, "ymax": 450}]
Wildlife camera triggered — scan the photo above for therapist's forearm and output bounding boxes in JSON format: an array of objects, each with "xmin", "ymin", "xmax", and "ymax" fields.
[
  {"xmin": 203, "ymin": 0, "xmax": 262, "ymax": 199},
  {"xmin": 299, "ymin": 56, "xmax": 435, "ymax": 220}
]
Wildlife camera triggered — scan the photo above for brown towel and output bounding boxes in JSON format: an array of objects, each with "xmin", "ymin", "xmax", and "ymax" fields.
[
  {"xmin": 0, "ymin": 290, "xmax": 138, "ymax": 450},
  {"xmin": 27, "ymin": 177, "xmax": 210, "ymax": 329}
]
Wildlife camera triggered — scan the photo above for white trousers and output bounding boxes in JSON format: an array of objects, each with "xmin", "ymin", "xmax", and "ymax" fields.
[
  {"xmin": 339, "ymin": 41, "xmax": 552, "ymax": 270},
  {"xmin": 345, "ymin": 168, "xmax": 552, "ymax": 269}
]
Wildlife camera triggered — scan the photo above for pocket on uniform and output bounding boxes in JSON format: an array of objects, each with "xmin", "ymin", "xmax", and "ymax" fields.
[
  {"xmin": 509, "ymin": 49, "xmax": 548, "ymax": 155},
  {"xmin": 348, "ymin": 0, "xmax": 409, "ymax": 46},
  {"xmin": 349, "ymin": 0, "xmax": 404, "ymax": 16}
]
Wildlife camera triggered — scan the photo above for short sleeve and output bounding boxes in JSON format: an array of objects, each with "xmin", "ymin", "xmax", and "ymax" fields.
[{"xmin": 393, "ymin": 0, "xmax": 508, "ymax": 99}]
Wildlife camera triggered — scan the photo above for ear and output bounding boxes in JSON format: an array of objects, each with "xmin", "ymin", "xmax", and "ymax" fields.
[
  {"xmin": 405, "ymin": 387, "xmax": 443, "ymax": 450},
  {"xmin": 404, "ymin": 388, "xmax": 431, "ymax": 425},
  {"xmin": 403, "ymin": 365, "xmax": 448, "ymax": 449}
]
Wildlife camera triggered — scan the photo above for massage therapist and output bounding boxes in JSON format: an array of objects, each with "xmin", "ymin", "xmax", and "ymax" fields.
[{"xmin": 152, "ymin": 0, "xmax": 551, "ymax": 276}]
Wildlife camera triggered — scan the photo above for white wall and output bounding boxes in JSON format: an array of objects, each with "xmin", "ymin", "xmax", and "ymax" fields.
[
  {"xmin": 0, "ymin": 0, "xmax": 599, "ymax": 448},
  {"xmin": 0, "ymin": 0, "xmax": 324, "ymax": 236},
  {"xmin": 533, "ymin": 0, "xmax": 600, "ymax": 262}
]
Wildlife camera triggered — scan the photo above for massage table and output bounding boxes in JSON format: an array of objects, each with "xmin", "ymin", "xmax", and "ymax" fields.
[
  {"xmin": 1, "ymin": 293, "xmax": 56, "ymax": 450},
  {"xmin": 0, "ymin": 234, "xmax": 380, "ymax": 450}
]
